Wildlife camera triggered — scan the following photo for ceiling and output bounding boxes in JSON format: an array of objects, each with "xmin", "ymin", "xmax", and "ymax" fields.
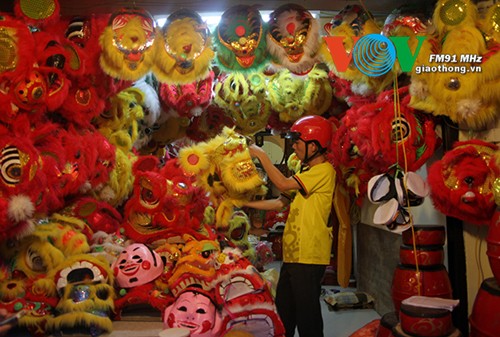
[{"xmin": 1, "ymin": 0, "xmax": 436, "ymax": 20}]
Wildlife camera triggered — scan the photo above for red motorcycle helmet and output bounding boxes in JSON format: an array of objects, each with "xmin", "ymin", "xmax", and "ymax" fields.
[{"xmin": 287, "ymin": 115, "xmax": 333, "ymax": 150}]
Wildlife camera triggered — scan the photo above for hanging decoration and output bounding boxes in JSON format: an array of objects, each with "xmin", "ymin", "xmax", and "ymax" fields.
[
  {"xmin": 409, "ymin": 0, "xmax": 499, "ymax": 130},
  {"xmin": 428, "ymin": 139, "xmax": 498, "ymax": 226},
  {"xmin": 153, "ymin": 8, "xmax": 214, "ymax": 84},
  {"xmin": 99, "ymin": 7, "xmax": 158, "ymax": 81},
  {"xmin": 213, "ymin": 5, "xmax": 269, "ymax": 73},
  {"xmin": 266, "ymin": 3, "xmax": 320, "ymax": 75},
  {"xmin": 213, "ymin": 72, "xmax": 271, "ymax": 135},
  {"xmin": 319, "ymin": 4, "xmax": 393, "ymax": 102},
  {"xmin": 13, "ymin": 0, "xmax": 60, "ymax": 28},
  {"xmin": 267, "ymin": 64, "xmax": 332, "ymax": 123},
  {"xmin": 178, "ymin": 127, "xmax": 267, "ymax": 229}
]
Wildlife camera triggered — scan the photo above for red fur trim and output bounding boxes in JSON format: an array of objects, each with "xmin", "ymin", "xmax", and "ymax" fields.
[{"xmin": 428, "ymin": 140, "xmax": 497, "ymax": 225}]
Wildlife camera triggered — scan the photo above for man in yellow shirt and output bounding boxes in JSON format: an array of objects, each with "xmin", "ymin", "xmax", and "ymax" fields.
[{"xmin": 246, "ymin": 115, "xmax": 336, "ymax": 337}]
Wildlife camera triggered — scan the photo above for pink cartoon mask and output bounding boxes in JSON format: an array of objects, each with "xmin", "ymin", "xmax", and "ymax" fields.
[
  {"xmin": 112, "ymin": 243, "xmax": 163, "ymax": 288},
  {"xmin": 163, "ymin": 288, "xmax": 222, "ymax": 337}
]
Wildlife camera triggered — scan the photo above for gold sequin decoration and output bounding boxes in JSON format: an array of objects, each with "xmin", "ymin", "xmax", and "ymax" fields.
[
  {"xmin": 0, "ymin": 29, "xmax": 17, "ymax": 72},
  {"xmin": 493, "ymin": 177, "xmax": 500, "ymax": 206},
  {"xmin": 19, "ymin": 0, "xmax": 56, "ymax": 20},
  {"xmin": 439, "ymin": 0, "xmax": 467, "ymax": 26}
]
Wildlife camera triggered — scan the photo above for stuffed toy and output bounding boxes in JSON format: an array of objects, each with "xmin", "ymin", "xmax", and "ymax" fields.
[
  {"xmin": 138, "ymin": 114, "xmax": 190, "ymax": 157},
  {"xmin": 0, "ymin": 116, "xmax": 53, "ymax": 241},
  {"xmin": 99, "ymin": 7, "xmax": 159, "ymax": 81},
  {"xmin": 213, "ymin": 72, "xmax": 271, "ymax": 135},
  {"xmin": 33, "ymin": 218, "xmax": 91, "ymax": 256},
  {"xmin": 187, "ymin": 104, "xmax": 235, "ymax": 142},
  {"xmin": 0, "ymin": 264, "xmax": 56, "ymax": 337},
  {"xmin": 0, "ymin": 14, "xmax": 38, "ymax": 123},
  {"xmin": 94, "ymin": 87, "xmax": 146, "ymax": 152},
  {"xmin": 159, "ymin": 70, "xmax": 214, "ymax": 120},
  {"xmin": 94, "ymin": 145, "xmax": 136, "ymax": 208},
  {"xmin": 346, "ymin": 86, "xmax": 441, "ymax": 174},
  {"xmin": 32, "ymin": 29, "xmax": 73, "ymax": 113},
  {"xmin": 122, "ymin": 156, "xmax": 213, "ymax": 244},
  {"xmin": 381, "ymin": 5, "xmax": 431, "ymax": 80},
  {"xmin": 132, "ymin": 75, "xmax": 163, "ymax": 151},
  {"xmin": 213, "ymin": 5, "xmax": 269, "ymax": 73},
  {"xmin": 330, "ymin": 115, "xmax": 375, "ymax": 206},
  {"xmin": 410, "ymin": 0, "xmax": 499, "ymax": 130},
  {"xmin": 267, "ymin": 64, "xmax": 332, "ymax": 123},
  {"xmin": 79, "ymin": 128, "xmax": 117, "ymax": 193},
  {"xmin": 9, "ymin": 233, "xmax": 65, "ymax": 281},
  {"xmin": 178, "ymin": 126, "xmax": 267, "ymax": 229},
  {"xmin": 251, "ymin": 240, "xmax": 274, "ymax": 272},
  {"xmin": 58, "ymin": 14, "xmax": 133, "ymax": 128},
  {"xmin": 153, "ymin": 8, "xmax": 214, "ymax": 84},
  {"xmin": 223, "ymin": 210, "xmax": 255, "ymax": 261},
  {"xmin": 35, "ymin": 254, "xmax": 115, "ymax": 336},
  {"xmin": 13, "ymin": 0, "xmax": 60, "ymax": 29},
  {"xmin": 319, "ymin": 4, "xmax": 393, "ymax": 100},
  {"xmin": 266, "ymin": 4, "xmax": 320, "ymax": 75},
  {"xmin": 162, "ymin": 286, "xmax": 222, "ymax": 337},
  {"xmin": 57, "ymin": 196, "xmax": 122, "ymax": 235},
  {"xmin": 166, "ymin": 234, "xmax": 220, "ymax": 297},
  {"xmin": 428, "ymin": 139, "xmax": 498, "ymax": 225},
  {"xmin": 213, "ymin": 247, "xmax": 285, "ymax": 337},
  {"xmin": 479, "ymin": 2, "xmax": 500, "ymax": 48}
]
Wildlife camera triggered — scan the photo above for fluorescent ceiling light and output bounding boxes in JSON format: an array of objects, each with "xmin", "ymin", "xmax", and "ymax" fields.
[{"xmin": 155, "ymin": 10, "xmax": 318, "ymax": 30}]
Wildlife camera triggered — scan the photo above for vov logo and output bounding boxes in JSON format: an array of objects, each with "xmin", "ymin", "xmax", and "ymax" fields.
[{"xmin": 323, "ymin": 34, "xmax": 426, "ymax": 77}]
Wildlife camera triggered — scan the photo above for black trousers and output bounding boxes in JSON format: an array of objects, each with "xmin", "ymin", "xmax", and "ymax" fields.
[{"xmin": 275, "ymin": 262, "xmax": 327, "ymax": 337}]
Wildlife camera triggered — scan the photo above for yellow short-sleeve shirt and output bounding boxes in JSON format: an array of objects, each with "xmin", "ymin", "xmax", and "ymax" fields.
[{"xmin": 282, "ymin": 161, "xmax": 336, "ymax": 265}]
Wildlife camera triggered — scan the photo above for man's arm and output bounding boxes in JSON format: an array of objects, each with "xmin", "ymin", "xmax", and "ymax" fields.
[
  {"xmin": 249, "ymin": 144, "xmax": 299, "ymax": 192},
  {"xmin": 245, "ymin": 194, "xmax": 290, "ymax": 211}
]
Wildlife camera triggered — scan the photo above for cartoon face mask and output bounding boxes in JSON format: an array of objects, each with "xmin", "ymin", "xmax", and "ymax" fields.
[
  {"xmin": 163, "ymin": 288, "xmax": 222, "ymax": 337},
  {"xmin": 112, "ymin": 243, "xmax": 163, "ymax": 288}
]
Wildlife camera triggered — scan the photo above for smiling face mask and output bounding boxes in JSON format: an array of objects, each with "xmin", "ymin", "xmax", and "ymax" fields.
[
  {"xmin": 163, "ymin": 288, "xmax": 222, "ymax": 337},
  {"xmin": 112, "ymin": 243, "xmax": 163, "ymax": 288}
]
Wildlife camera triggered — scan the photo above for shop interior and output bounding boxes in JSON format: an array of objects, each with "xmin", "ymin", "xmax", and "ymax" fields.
[{"xmin": 0, "ymin": 0, "xmax": 499, "ymax": 336}]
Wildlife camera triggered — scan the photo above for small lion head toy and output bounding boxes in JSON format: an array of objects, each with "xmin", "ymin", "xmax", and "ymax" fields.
[
  {"xmin": 154, "ymin": 8, "xmax": 214, "ymax": 84},
  {"xmin": 213, "ymin": 72, "xmax": 271, "ymax": 135},
  {"xmin": 267, "ymin": 64, "xmax": 332, "ymax": 123},
  {"xmin": 178, "ymin": 127, "xmax": 267, "ymax": 229},
  {"xmin": 428, "ymin": 139, "xmax": 498, "ymax": 226},
  {"xmin": 410, "ymin": 0, "xmax": 498, "ymax": 130},
  {"xmin": 213, "ymin": 5, "xmax": 269, "ymax": 73},
  {"xmin": 213, "ymin": 247, "xmax": 285, "ymax": 337},
  {"xmin": 347, "ymin": 86, "xmax": 441, "ymax": 173},
  {"xmin": 122, "ymin": 156, "xmax": 213, "ymax": 244},
  {"xmin": 37, "ymin": 254, "xmax": 115, "ymax": 336},
  {"xmin": 266, "ymin": 3, "xmax": 320, "ymax": 75},
  {"xmin": 319, "ymin": 4, "xmax": 393, "ymax": 98},
  {"xmin": 99, "ymin": 7, "xmax": 159, "ymax": 81}
]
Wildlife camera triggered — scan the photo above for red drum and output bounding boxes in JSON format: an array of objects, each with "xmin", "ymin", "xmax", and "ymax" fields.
[
  {"xmin": 402, "ymin": 226, "xmax": 446, "ymax": 246},
  {"xmin": 486, "ymin": 208, "xmax": 500, "ymax": 284},
  {"xmin": 399, "ymin": 245, "xmax": 444, "ymax": 266},
  {"xmin": 469, "ymin": 277, "xmax": 500, "ymax": 337},
  {"xmin": 392, "ymin": 324, "xmax": 462, "ymax": 337},
  {"xmin": 391, "ymin": 264, "xmax": 453, "ymax": 313},
  {"xmin": 377, "ymin": 312, "xmax": 398, "ymax": 337},
  {"xmin": 399, "ymin": 302, "xmax": 452, "ymax": 337}
]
